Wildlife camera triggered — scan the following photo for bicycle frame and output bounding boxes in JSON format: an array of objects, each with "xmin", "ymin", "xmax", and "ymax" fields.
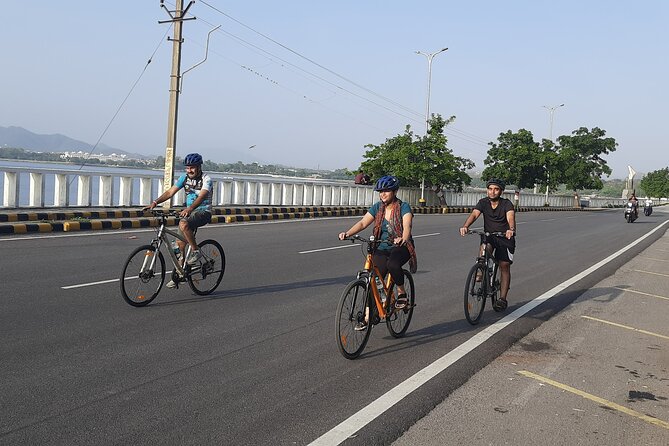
[
  {"xmin": 140, "ymin": 212, "xmax": 195, "ymax": 278},
  {"xmin": 349, "ymin": 235, "xmax": 399, "ymax": 320}
]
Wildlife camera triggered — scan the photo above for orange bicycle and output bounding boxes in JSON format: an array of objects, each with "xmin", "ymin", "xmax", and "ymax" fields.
[{"xmin": 336, "ymin": 235, "xmax": 415, "ymax": 359}]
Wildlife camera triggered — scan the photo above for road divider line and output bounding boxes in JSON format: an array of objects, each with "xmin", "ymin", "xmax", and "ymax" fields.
[
  {"xmin": 517, "ymin": 370, "xmax": 669, "ymax": 430},
  {"xmin": 62, "ymin": 270, "xmax": 175, "ymax": 289},
  {"xmin": 614, "ymin": 286, "xmax": 669, "ymax": 301},
  {"xmin": 581, "ymin": 316, "xmax": 669, "ymax": 340},
  {"xmin": 299, "ymin": 233, "xmax": 440, "ymax": 255},
  {"xmin": 309, "ymin": 219, "xmax": 669, "ymax": 446}
]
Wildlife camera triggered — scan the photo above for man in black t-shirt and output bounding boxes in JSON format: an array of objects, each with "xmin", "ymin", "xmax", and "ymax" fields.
[{"xmin": 459, "ymin": 178, "xmax": 516, "ymax": 311}]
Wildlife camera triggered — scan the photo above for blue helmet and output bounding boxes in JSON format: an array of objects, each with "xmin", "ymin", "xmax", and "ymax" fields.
[
  {"xmin": 373, "ymin": 175, "xmax": 400, "ymax": 191},
  {"xmin": 184, "ymin": 153, "xmax": 203, "ymax": 166},
  {"xmin": 486, "ymin": 178, "xmax": 506, "ymax": 191}
]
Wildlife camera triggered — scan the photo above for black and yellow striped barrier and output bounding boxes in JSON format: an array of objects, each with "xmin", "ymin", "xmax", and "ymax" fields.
[{"xmin": 0, "ymin": 205, "xmax": 607, "ymax": 235}]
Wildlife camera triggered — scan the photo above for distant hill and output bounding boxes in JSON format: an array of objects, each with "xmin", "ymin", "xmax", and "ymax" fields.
[{"xmin": 0, "ymin": 125, "xmax": 149, "ymax": 159}]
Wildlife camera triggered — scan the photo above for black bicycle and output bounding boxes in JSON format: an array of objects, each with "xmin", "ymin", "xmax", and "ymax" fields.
[
  {"xmin": 120, "ymin": 209, "xmax": 225, "ymax": 306},
  {"xmin": 463, "ymin": 229, "xmax": 505, "ymax": 325}
]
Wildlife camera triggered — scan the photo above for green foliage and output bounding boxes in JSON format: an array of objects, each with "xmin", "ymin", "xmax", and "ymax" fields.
[
  {"xmin": 359, "ymin": 115, "xmax": 473, "ymax": 191},
  {"xmin": 640, "ymin": 167, "xmax": 669, "ymax": 198},
  {"xmin": 554, "ymin": 127, "xmax": 617, "ymax": 191},
  {"xmin": 482, "ymin": 129, "xmax": 546, "ymax": 190}
]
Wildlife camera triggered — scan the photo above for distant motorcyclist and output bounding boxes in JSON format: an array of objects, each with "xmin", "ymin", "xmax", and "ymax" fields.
[
  {"xmin": 644, "ymin": 198, "xmax": 653, "ymax": 216},
  {"xmin": 628, "ymin": 193, "xmax": 639, "ymax": 219}
]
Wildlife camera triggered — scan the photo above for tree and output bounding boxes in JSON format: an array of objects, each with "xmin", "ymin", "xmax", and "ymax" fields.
[
  {"xmin": 360, "ymin": 114, "xmax": 473, "ymax": 191},
  {"xmin": 482, "ymin": 129, "xmax": 547, "ymax": 189},
  {"xmin": 554, "ymin": 127, "xmax": 617, "ymax": 191},
  {"xmin": 640, "ymin": 167, "xmax": 669, "ymax": 198}
]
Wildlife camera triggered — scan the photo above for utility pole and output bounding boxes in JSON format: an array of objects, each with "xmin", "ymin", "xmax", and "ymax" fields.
[
  {"xmin": 542, "ymin": 103, "xmax": 564, "ymax": 205},
  {"xmin": 416, "ymin": 48, "xmax": 448, "ymax": 207},
  {"xmin": 159, "ymin": 0, "xmax": 195, "ymax": 207}
]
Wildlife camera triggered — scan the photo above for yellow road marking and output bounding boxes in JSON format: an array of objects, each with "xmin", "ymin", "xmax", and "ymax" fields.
[
  {"xmin": 614, "ymin": 286, "xmax": 669, "ymax": 301},
  {"xmin": 581, "ymin": 316, "xmax": 669, "ymax": 340},
  {"xmin": 633, "ymin": 269, "xmax": 669, "ymax": 278},
  {"xmin": 518, "ymin": 370, "xmax": 669, "ymax": 430}
]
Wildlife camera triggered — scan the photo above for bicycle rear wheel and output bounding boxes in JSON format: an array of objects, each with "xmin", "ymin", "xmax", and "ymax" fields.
[
  {"xmin": 187, "ymin": 239, "xmax": 225, "ymax": 295},
  {"xmin": 336, "ymin": 279, "xmax": 372, "ymax": 359},
  {"xmin": 120, "ymin": 245, "xmax": 165, "ymax": 307},
  {"xmin": 386, "ymin": 270, "xmax": 415, "ymax": 338},
  {"xmin": 464, "ymin": 263, "xmax": 486, "ymax": 325}
]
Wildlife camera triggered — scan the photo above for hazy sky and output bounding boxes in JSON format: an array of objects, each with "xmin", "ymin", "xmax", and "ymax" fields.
[{"xmin": 2, "ymin": 1, "xmax": 667, "ymax": 178}]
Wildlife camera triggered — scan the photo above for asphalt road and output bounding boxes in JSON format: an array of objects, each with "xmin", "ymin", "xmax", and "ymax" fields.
[{"xmin": 1, "ymin": 208, "xmax": 666, "ymax": 445}]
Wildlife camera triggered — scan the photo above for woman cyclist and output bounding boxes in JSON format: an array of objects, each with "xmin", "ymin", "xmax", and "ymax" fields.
[{"xmin": 338, "ymin": 175, "xmax": 417, "ymax": 330}]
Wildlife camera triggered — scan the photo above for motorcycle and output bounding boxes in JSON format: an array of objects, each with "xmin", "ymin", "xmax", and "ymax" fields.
[
  {"xmin": 624, "ymin": 202, "xmax": 638, "ymax": 223},
  {"xmin": 644, "ymin": 203, "xmax": 653, "ymax": 216}
]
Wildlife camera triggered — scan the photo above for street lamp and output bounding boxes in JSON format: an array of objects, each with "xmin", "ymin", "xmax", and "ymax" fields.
[
  {"xmin": 416, "ymin": 47, "xmax": 448, "ymax": 206},
  {"xmin": 542, "ymin": 103, "xmax": 564, "ymax": 204}
]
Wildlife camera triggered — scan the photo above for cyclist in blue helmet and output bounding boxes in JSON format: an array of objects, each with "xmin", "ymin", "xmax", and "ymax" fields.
[
  {"xmin": 338, "ymin": 175, "xmax": 417, "ymax": 330},
  {"xmin": 459, "ymin": 178, "xmax": 516, "ymax": 311},
  {"xmin": 148, "ymin": 153, "xmax": 213, "ymax": 288}
]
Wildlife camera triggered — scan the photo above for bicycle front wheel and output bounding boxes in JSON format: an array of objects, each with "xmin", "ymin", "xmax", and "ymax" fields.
[
  {"xmin": 464, "ymin": 263, "xmax": 486, "ymax": 325},
  {"xmin": 386, "ymin": 270, "xmax": 415, "ymax": 338},
  {"xmin": 187, "ymin": 239, "xmax": 226, "ymax": 296},
  {"xmin": 336, "ymin": 279, "xmax": 372, "ymax": 360},
  {"xmin": 120, "ymin": 245, "xmax": 165, "ymax": 307}
]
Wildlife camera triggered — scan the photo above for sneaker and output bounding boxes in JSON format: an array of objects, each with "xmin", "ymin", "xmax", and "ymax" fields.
[
  {"xmin": 186, "ymin": 250, "xmax": 202, "ymax": 266},
  {"xmin": 492, "ymin": 298, "xmax": 508, "ymax": 312},
  {"xmin": 354, "ymin": 320, "xmax": 368, "ymax": 331},
  {"xmin": 166, "ymin": 279, "xmax": 178, "ymax": 289}
]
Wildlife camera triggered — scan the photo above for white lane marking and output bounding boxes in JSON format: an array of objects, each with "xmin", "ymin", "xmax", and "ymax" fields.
[
  {"xmin": 309, "ymin": 219, "xmax": 669, "ymax": 446},
  {"xmin": 62, "ymin": 270, "xmax": 175, "ymax": 289},
  {"xmin": 298, "ymin": 233, "xmax": 440, "ymax": 254}
]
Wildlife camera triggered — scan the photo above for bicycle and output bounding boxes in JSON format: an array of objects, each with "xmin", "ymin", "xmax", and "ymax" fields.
[
  {"xmin": 120, "ymin": 209, "xmax": 225, "ymax": 307},
  {"xmin": 463, "ymin": 229, "xmax": 505, "ymax": 324},
  {"xmin": 335, "ymin": 235, "xmax": 415, "ymax": 359}
]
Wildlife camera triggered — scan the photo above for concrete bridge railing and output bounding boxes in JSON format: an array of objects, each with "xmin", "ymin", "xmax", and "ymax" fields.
[{"xmin": 1, "ymin": 165, "xmax": 629, "ymax": 209}]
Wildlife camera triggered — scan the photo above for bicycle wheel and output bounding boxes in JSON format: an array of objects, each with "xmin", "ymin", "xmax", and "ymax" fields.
[
  {"xmin": 187, "ymin": 239, "xmax": 226, "ymax": 296},
  {"xmin": 464, "ymin": 263, "xmax": 486, "ymax": 325},
  {"xmin": 336, "ymin": 279, "xmax": 372, "ymax": 360},
  {"xmin": 386, "ymin": 270, "xmax": 415, "ymax": 338},
  {"xmin": 120, "ymin": 245, "xmax": 165, "ymax": 307}
]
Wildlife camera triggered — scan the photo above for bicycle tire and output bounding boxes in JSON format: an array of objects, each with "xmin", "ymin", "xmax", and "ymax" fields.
[
  {"xmin": 120, "ymin": 244, "xmax": 165, "ymax": 307},
  {"xmin": 187, "ymin": 239, "xmax": 225, "ymax": 295},
  {"xmin": 386, "ymin": 269, "xmax": 415, "ymax": 338},
  {"xmin": 464, "ymin": 263, "xmax": 486, "ymax": 325},
  {"xmin": 336, "ymin": 279, "xmax": 372, "ymax": 360}
]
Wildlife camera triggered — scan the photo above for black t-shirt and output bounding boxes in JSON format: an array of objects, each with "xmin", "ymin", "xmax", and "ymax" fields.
[{"xmin": 474, "ymin": 197, "xmax": 514, "ymax": 233}]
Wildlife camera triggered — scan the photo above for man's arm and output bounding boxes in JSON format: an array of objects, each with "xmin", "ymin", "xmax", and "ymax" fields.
[
  {"xmin": 148, "ymin": 185, "xmax": 180, "ymax": 209},
  {"xmin": 459, "ymin": 209, "xmax": 481, "ymax": 236},
  {"xmin": 505, "ymin": 209, "xmax": 516, "ymax": 239},
  {"xmin": 181, "ymin": 188, "xmax": 210, "ymax": 216}
]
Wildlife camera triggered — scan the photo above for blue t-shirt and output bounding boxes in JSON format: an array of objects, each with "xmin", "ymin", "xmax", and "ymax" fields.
[
  {"xmin": 175, "ymin": 173, "xmax": 213, "ymax": 212},
  {"xmin": 368, "ymin": 201, "xmax": 412, "ymax": 251}
]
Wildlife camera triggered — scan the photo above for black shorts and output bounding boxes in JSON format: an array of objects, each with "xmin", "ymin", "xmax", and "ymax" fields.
[{"xmin": 488, "ymin": 236, "xmax": 515, "ymax": 264}]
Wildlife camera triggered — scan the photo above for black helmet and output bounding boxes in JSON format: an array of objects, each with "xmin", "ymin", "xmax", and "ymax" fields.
[
  {"xmin": 373, "ymin": 175, "xmax": 400, "ymax": 191},
  {"xmin": 184, "ymin": 153, "xmax": 203, "ymax": 166},
  {"xmin": 486, "ymin": 178, "xmax": 506, "ymax": 191}
]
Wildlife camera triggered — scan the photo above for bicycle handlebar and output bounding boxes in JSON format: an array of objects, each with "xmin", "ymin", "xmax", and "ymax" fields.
[{"xmin": 466, "ymin": 229, "xmax": 508, "ymax": 237}]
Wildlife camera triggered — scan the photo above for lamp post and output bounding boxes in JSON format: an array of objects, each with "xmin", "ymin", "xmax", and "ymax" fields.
[
  {"xmin": 416, "ymin": 47, "xmax": 448, "ymax": 206},
  {"xmin": 542, "ymin": 103, "xmax": 564, "ymax": 205}
]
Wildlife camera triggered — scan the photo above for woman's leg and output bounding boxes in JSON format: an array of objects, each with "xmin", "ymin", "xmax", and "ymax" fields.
[{"xmin": 387, "ymin": 246, "xmax": 410, "ymax": 297}]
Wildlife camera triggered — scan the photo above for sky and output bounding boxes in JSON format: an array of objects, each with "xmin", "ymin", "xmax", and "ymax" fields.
[{"xmin": 2, "ymin": 1, "xmax": 667, "ymax": 179}]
